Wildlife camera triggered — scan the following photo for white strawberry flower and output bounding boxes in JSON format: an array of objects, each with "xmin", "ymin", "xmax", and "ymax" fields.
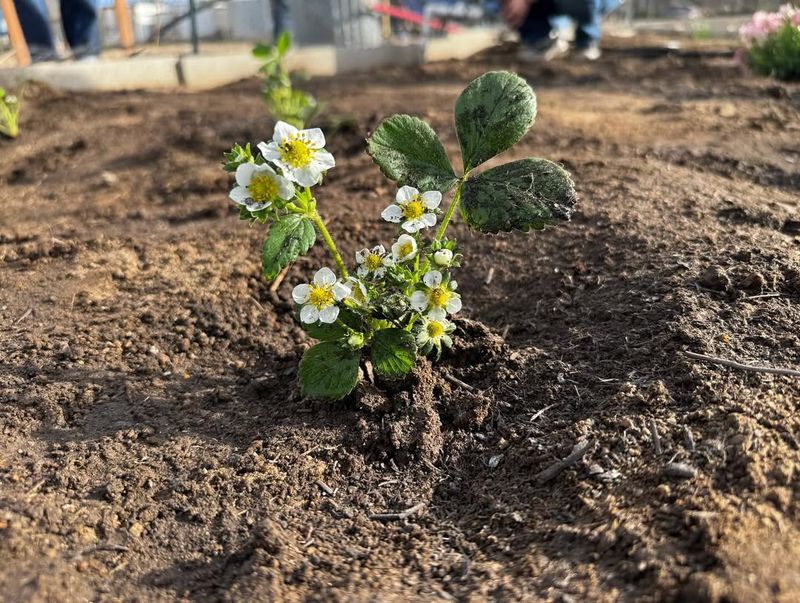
[
  {"xmin": 416, "ymin": 315, "xmax": 454, "ymax": 353},
  {"xmin": 355, "ymin": 245, "xmax": 393, "ymax": 279},
  {"xmin": 410, "ymin": 270, "xmax": 462, "ymax": 318},
  {"xmin": 229, "ymin": 162, "xmax": 294, "ymax": 211},
  {"xmin": 391, "ymin": 234, "xmax": 418, "ymax": 262},
  {"xmin": 381, "ymin": 186, "xmax": 441, "ymax": 233},
  {"xmin": 258, "ymin": 121, "xmax": 335, "ymax": 187},
  {"xmin": 292, "ymin": 267, "xmax": 350, "ymax": 324}
]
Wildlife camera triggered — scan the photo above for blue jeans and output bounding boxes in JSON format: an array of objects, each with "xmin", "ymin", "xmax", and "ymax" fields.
[
  {"xmin": 271, "ymin": 0, "xmax": 290, "ymax": 38},
  {"xmin": 13, "ymin": 0, "xmax": 99, "ymax": 56},
  {"xmin": 519, "ymin": 0, "xmax": 619, "ymax": 48}
]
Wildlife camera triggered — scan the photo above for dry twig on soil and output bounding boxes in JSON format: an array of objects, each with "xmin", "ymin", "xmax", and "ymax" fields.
[
  {"xmin": 368, "ymin": 502, "xmax": 425, "ymax": 522},
  {"xmin": 443, "ymin": 372, "xmax": 476, "ymax": 392},
  {"xmin": 684, "ymin": 351, "xmax": 800, "ymax": 378},
  {"xmin": 536, "ymin": 439, "xmax": 595, "ymax": 484}
]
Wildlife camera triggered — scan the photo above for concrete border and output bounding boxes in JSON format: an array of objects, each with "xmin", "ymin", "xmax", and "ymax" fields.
[{"xmin": 0, "ymin": 27, "xmax": 500, "ymax": 92}]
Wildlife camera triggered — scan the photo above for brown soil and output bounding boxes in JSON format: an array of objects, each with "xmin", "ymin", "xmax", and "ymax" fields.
[{"xmin": 1, "ymin": 36, "xmax": 799, "ymax": 602}]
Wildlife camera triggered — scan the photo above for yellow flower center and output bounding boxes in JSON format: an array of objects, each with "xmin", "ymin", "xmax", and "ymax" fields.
[
  {"xmin": 308, "ymin": 284, "xmax": 334, "ymax": 309},
  {"xmin": 402, "ymin": 199, "xmax": 425, "ymax": 220},
  {"xmin": 429, "ymin": 286, "xmax": 451, "ymax": 308},
  {"xmin": 399, "ymin": 243, "xmax": 414, "ymax": 258},
  {"xmin": 248, "ymin": 173, "xmax": 280, "ymax": 203},
  {"xmin": 279, "ymin": 136, "xmax": 314, "ymax": 169},
  {"xmin": 366, "ymin": 253, "xmax": 383, "ymax": 271},
  {"xmin": 426, "ymin": 321, "xmax": 445, "ymax": 339}
]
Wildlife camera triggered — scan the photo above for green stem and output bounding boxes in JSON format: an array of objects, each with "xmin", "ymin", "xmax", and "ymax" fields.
[
  {"xmin": 434, "ymin": 179, "xmax": 465, "ymax": 242},
  {"xmin": 310, "ymin": 211, "xmax": 349, "ymax": 280}
]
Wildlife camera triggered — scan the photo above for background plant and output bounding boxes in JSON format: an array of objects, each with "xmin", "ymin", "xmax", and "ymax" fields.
[
  {"xmin": 0, "ymin": 87, "xmax": 21, "ymax": 139},
  {"xmin": 740, "ymin": 4, "xmax": 800, "ymax": 80},
  {"xmin": 253, "ymin": 32, "xmax": 318, "ymax": 128},
  {"xmin": 224, "ymin": 71, "xmax": 577, "ymax": 400}
]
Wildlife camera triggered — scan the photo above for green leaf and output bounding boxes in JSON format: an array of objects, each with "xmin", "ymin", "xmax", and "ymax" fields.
[
  {"xmin": 261, "ymin": 215, "xmax": 316, "ymax": 280},
  {"xmin": 299, "ymin": 342, "xmax": 361, "ymax": 400},
  {"xmin": 300, "ymin": 307, "xmax": 363, "ymax": 341},
  {"xmin": 370, "ymin": 328, "xmax": 417, "ymax": 379},
  {"xmin": 460, "ymin": 158, "xmax": 577, "ymax": 233},
  {"xmin": 367, "ymin": 114, "xmax": 458, "ymax": 193},
  {"xmin": 276, "ymin": 31, "xmax": 292, "ymax": 56},
  {"xmin": 455, "ymin": 71, "xmax": 537, "ymax": 171}
]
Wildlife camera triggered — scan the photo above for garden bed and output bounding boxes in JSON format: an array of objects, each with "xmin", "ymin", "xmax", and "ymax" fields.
[{"xmin": 1, "ymin": 36, "xmax": 799, "ymax": 601}]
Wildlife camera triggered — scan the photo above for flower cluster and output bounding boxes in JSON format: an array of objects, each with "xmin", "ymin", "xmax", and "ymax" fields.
[
  {"xmin": 739, "ymin": 4, "xmax": 800, "ymax": 80},
  {"xmin": 740, "ymin": 4, "xmax": 800, "ymax": 46}
]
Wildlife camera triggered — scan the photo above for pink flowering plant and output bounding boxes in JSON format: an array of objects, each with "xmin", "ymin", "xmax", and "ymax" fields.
[
  {"xmin": 223, "ymin": 71, "xmax": 576, "ymax": 400},
  {"xmin": 740, "ymin": 4, "xmax": 800, "ymax": 80}
]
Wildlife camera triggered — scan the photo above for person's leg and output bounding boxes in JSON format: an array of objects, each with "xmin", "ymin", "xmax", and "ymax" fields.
[
  {"xmin": 271, "ymin": 0, "xmax": 291, "ymax": 39},
  {"xmin": 517, "ymin": 0, "xmax": 557, "ymax": 46},
  {"xmin": 13, "ymin": 0, "xmax": 55, "ymax": 52},
  {"xmin": 59, "ymin": 0, "xmax": 100, "ymax": 56},
  {"xmin": 564, "ymin": 0, "xmax": 618, "ymax": 49}
]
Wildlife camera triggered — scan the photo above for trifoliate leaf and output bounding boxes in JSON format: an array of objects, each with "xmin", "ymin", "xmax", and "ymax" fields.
[
  {"xmin": 367, "ymin": 115, "xmax": 458, "ymax": 193},
  {"xmin": 261, "ymin": 215, "xmax": 316, "ymax": 280},
  {"xmin": 460, "ymin": 158, "xmax": 577, "ymax": 233},
  {"xmin": 370, "ymin": 328, "xmax": 417, "ymax": 379},
  {"xmin": 455, "ymin": 71, "xmax": 537, "ymax": 171},
  {"xmin": 299, "ymin": 342, "xmax": 361, "ymax": 400}
]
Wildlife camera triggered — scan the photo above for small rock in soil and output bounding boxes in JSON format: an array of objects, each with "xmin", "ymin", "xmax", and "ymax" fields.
[
  {"xmin": 698, "ymin": 267, "xmax": 730, "ymax": 291},
  {"xmin": 663, "ymin": 462, "xmax": 697, "ymax": 480}
]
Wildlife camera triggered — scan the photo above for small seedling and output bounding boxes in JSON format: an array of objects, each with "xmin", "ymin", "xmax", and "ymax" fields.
[
  {"xmin": 0, "ymin": 87, "xmax": 21, "ymax": 139},
  {"xmin": 740, "ymin": 4, "xmax": 800, "ymax": 80},
  {"xmin": 253, "ymin": 32, "xmax": 318, "ymax": 128},
  {"xmin": 223, "ymin": 71, "xmax": 577, "ymax": 400}
]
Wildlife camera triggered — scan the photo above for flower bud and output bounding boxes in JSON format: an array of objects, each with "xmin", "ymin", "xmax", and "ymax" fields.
[
  {"xmin": 347, "ymin": 333, "xmax": 365, "ymax": 349},
  {"xmin": 433, "ymin": 249, "xmax": 453, "ymax": 267}
]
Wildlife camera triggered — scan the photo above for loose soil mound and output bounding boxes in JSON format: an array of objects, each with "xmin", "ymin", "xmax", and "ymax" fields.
[{"xmin": 1, "ymin": 37, "xmax": 799, "ymax": 602}]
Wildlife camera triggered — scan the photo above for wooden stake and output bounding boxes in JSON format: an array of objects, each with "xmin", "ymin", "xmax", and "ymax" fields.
[
  {"xmin": 0, "ymin": 0, "xmax": 31, "ymax": 66},
  {"xmin": 114, "ymin": 0, "xmax": 135, "ymax": 49}
]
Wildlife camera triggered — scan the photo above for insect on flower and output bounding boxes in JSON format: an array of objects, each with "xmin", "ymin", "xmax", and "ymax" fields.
[
  {"xmin": 292, "ymin": 267, "xmax": 351, "ymax": 324},
  {"xmin": 259, "ymin": 121, "xmax": 335, "ymax": 187},
  {"xmin": 381, "ymin": 186, "xmax": 441, "ymax": 233},
  {"xmin": 230, "ymin": 162, "xmax": 295, "ymax": 211}
]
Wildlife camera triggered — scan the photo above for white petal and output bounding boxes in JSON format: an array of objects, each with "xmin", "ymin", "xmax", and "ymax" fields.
[
  {"xmin": 292, "ymin": 284, "xmax": 310, "ymax": 304},
  {"xmin": 229, "ymin": 186, "xmax": 250, "ymax": 205},
  {"xmin": 293, "ymin": 166, "xmax": 322, "ymax": 187},
  {"xmin": 421, "ymin": 190, "xmax": 442, "ymax": 209},
  {"xmin": 446, "ymin": 295, "xmax": 462, "ymax": 314},
  {"xmin": 396, "ymin": 185, "xmax": 418, "ymax": 203},
  {"xmin": 355, "ymin": 249, "xmax": 369, "ymax": 263},
  {"xmin": 274, "ymin": 121, "xmax": 297, "ymax": 143},
  {"xmin": 374, "ymin": 267, "xmax": 386, "ymax": 279},
  {"xmin": 312, "ymin": 150, "xmax": 336, "ymax": 171},
  {"xmin": 381, "ymin": 205, "xmax": 403, "ymax": 223},
  {"xmin": 235, "ymin": 162, "xmax": 256, "ymax": 186},
  {"xmin": 416, "ymin": 331, "xmax": 429, "ymax": 345},
  {"xmin": 402, "ymin": 220, "xmax": 421, "ymax": 233},
  {"xmin": 357, "ymin": 266, "xmax": 368, "ymax": 277},
  {"xmin": 277, "ymin": 176, "xmax": 295, "ymax": 200},
  {"xmin": 244, "ymin": 200, "xmax": 270, "ymax": 212},
  {"xmin": 253, "ymin": 162, "xmax": 277, "ymax": 177},
  {"xmin": 442, "ymin": 335, "xmax": 453, "ymax": 347},
  {"xmin": 410, "ymin": 291, "xmax": 428, "ymax": 311},
  {"xmin": 303, "ymin": 128, "xmax": 326, "ymax": 148},
  {"xmin": 333, "ymin": 282, "xmax": 351, "ymax": 300},
  {"xmin": 423, "ymin": 271, "xmax": 442, "ymax": 288},
  {"xmin": 300, "ymin": 305, "xmax": 319, "ymax": 323},
  {"xmin": 449, "ymin": 280, "xmax": 458, "ymax": 290},
  {"xmin": 382, "ymin": 256, "xmax": 395, "ymax": 267},
  {"xmin": 421, "ymin": 213, "xmax": 437, "ymax": 227},
  {"xmin": 314, "ymin": 267, "xmax": 336, "ymax": 286},
  {"xmin": 373, "ymin": 245, "xmax": 386, "ymax": 255},
  {"xmin": 318, "ymin": 305, "xmax": 339, "ymax": 323},
  {"xmin": 257, "ymin": 141, "xmax": 281, "ymax": 161},
  {"xmin": 428, "ymin": 307, "xmax": 447, "ymax": 321}
]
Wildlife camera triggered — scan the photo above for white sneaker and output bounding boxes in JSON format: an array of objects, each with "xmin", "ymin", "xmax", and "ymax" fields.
[
  {"xmin": 518, "ymin": 37, "xmax": 570, "ymax": 62},
  {"xmin": 577, "ymin": 44, "xmax": 602, "ymax": 61}
]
